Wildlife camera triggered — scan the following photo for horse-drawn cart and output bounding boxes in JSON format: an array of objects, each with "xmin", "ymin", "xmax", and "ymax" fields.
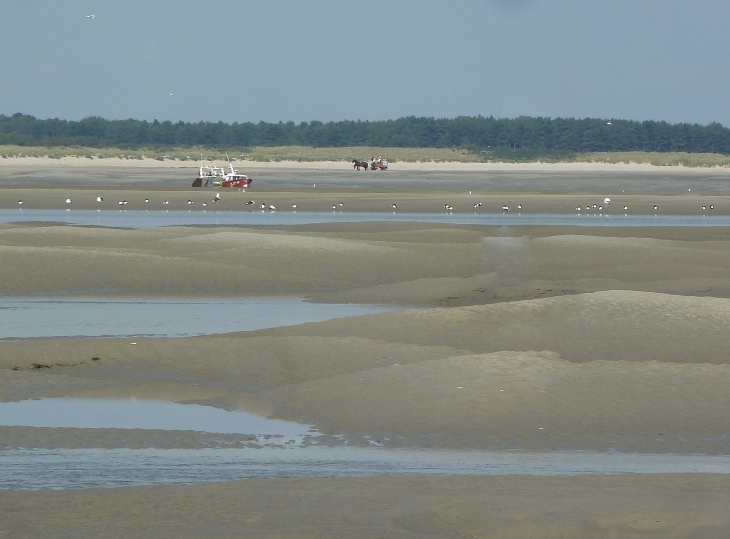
[{"xmin": 352, "ymin": 158, "xmax": 388, "ymax": 170}]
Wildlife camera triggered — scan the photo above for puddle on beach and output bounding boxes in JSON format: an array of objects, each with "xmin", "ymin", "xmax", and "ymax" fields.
[
  {"xmin": 2, "ymin": 209, "xmax": 730, "ymax": 228},
  {"xmin": 0, "ymin": 398, "xmax": 313, "ymax": 437},
  {"xmin": 0, "ymin": 297, "xmax": 397, "ymax": 339}
]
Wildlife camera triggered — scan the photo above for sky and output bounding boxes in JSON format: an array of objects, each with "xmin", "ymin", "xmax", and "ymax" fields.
[{"xmin": 2, "ymin": 0, "xmax": 730, "ymax": 126}]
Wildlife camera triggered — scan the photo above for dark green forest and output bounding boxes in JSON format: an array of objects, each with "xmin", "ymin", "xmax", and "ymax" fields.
[{"xmin": 2, "ymin": 113, "xmax": 730, "ymax": 154}]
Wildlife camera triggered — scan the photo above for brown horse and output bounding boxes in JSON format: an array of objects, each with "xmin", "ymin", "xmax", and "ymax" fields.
[{"xmin": 352, "ymin": 159, "xmax": 369, "ymax": 170}]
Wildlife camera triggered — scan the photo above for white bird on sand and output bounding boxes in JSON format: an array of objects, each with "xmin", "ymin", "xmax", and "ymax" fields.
[
  {"xmin": 118, "ymin": 201, "xmax": 123, "ymax": 206},
  {"xmin": 291, "ymin": 204, "xmax": 297, "ymax": 209},
  {"xmin": 268, "ymin": 205, "xmax": 276, "ymax": 211},
  {"xmin": 592, "ymin": 204, "xmax": 597, "ymax": 209},
  {"xmin": 702, "ymin": 205, "xmax": 706, "ymax": 211},
  {"xmin": 202, "ymin": 202, "xmax": 207, "ymax": 207},
  {"xmin": 338, "ymin": 202, "xmax": 344, "ymax": 207},
  {"xmin": 260, "ymin": 203, "xmax": 266, "ymax": 210},
  {"xmin": 392, "ymin": 203, "xmax": 397, "ymax": 209},
  {"xmin": 576, "ymin": 206, "xmax": 581, "ymax": 211},
  {"xmin": 246, "ymin": 200, "xmax": 255, "ymax": 205},
  {"xmin": 517, "ymin": 204, "xmax": 522, "ymax": 209},
  {"xmin": 86, "ymin": 14, "xmax": 95, "ymax": 19},
  {"xmin": 332, "ymin": 205, "xmax": 337, "ymax": 210},
  {"xmin": 96, "ymin": 196, "xmax": 103, "ymax": 203},
  {"xmin": 710, "ymin": 205, "xmax": 714, "ymax": 210},
  {"xmin": 163, "ymin": 200, "xmax": 169, "ymax": 205},
  {"xmin": 653, "ymin": 205, "xmax": 658, "ymax": 211},
  {"xmin": 213, "ymin": 193, "xmax": 221, "ymax": 202},
  {"xmin": 65, "ymin": 198, "xmax": 72, "ymax": 204},
  {"xmin": 144, "ymin": 198, "xmax": 149, "ymax": 203},
  {"xmin": 18, "ymin": 200, "xmax": 23, "ymax": 205},
  {"xmin": 187, "ymin": 199, "xmax": 193, "ymax": 205},
  {"xmin": 623, "ymin": 206, "xmax": 628, "ymax": 211},
  {"xmin": 604, "ymin": 197, "xmax": 611, "ymax": 205},
  {"xmin": 502, "ymin": 205, "xmax": 509, "ymax": 212}
]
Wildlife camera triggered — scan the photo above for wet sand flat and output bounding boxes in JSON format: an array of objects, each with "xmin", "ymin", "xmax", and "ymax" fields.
[
  {"xmin": 2, "ymin": 475, "xmax": 730, "ymax": 538},
  {"xmin": 2, "ymin": 161, "xmax": 730, "ymax": 536}
]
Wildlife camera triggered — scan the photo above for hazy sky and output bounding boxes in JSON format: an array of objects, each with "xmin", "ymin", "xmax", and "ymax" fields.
[{"xmin": 2, "ymin": 0, "xmax": 729, "ymax": 125}]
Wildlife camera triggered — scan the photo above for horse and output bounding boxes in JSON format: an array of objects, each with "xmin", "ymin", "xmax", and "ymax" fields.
[{"xmin": 352, "ymin": 159, "xmax": 369, "ymax": 171}]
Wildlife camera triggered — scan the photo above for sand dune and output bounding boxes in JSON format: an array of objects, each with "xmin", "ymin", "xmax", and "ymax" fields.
[
  {"xmin": 254, "ymin": 350, "xmax": 730, "ymax": 452},
  {"xmin": 2, "ymin": 223, "xmax": 730, "ymax": 302},
  {"xmin": 273, "ymin": 291, "xmax": 730, "ymax": 365}
]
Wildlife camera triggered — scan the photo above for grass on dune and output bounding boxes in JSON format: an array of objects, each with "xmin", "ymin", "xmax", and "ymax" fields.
[{"xmin": 1, "ymin": 144, "xmax": 730, "ymax": 167}]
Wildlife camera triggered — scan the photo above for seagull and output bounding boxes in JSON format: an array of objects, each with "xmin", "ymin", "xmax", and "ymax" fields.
[
  {"xmin": 118, "ymin": 201, "xmax": 124, "ymax": 206},
  {"xmin": 202, "ymin": 202, "xmax": 207, "ymax": 207},
  {"xmin": 338, "ymin": 202, "xmax": 344, "ymax": 207},
  {"xmin": 623, "ymin": 206, "xmax": 628, "ymax": 211},
  {"xmin": 65, "ymin": 198, "xmax": 72, "ymax": 204},
  {"xmin": 260, "ymin": 203, "xmax": 266, "ymax": 210},
  {"xmin": 268, "ymin": 205, "xmax": 276, "ymax": 211},
  {"xmin": 86, "ymin": 14, "xmax": 95, "ymax": 19},
  {"xmin": 96, "ymin": 196, "xmax": 103, "ymax": 203},
  {"xmin": 585, "ymin": 206, "xmax": 591, "ymax": 211},
  {"xmin": 517, "ymin": 204, "xmax": 522, "ymax": 210},
  {"xmin": 163, "ymin": 200, "xmax": 169, "ymax": 205},
  {"xmin": 592, "ymin": 204, "xmax": 597, "ymax": 209},
  {"xmin": 702, "ymin": 205, "xmax": 707, "ymax": 211},
  {"xmin": 213, "ymin": 193, "xmax": 221, "ymax": 202},
  {"xmin": 187, "ymin": 199, "xmax": 193, "ymax": 205},
  {"xmin": 332, "ymin": 205, "xmax": 337, "ymax": 210},
  {"xmin": 291, "ymin": 204, "xmax": 297, "ymax": 209},
  {"xmin": 653, "ymin": 205, "xmax": 658, "ymax": 211},
  {"xmin": 598, "ymin": 206, "xmax": 603, "ymax": 211},
  {"xmin": 245, "ymin": 200, "xmax": 255, "ymax": 205},
  {"xmin": 392, "ymin": 203, "xmax": 397, "ymax": 209},
  {"xmin": 604, "ymin": 197, "xmax": 611, "ymax": 205},
  {"xmin": 576, "ymin": 206, "xmax": 581, "ymax": 211},
  {"xmin": 17, "ymin": 200, "xmax": 23, "ymax": 205},
  {"xmin": 144, "ymin": 198, "xmax": 149, "ymax": 203},
  {"xmin": 502, "ymin": 205, "xmax": 509, "ymax": 212}
]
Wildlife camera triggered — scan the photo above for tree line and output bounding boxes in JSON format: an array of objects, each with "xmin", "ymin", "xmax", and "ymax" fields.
[{"xmin": 2, "ymin": 113, "xmax": 730, "ymax": 154}]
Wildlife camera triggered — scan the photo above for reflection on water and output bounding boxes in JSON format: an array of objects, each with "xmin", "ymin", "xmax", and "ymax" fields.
[
  {"xmin": 0, "ymin": 297, "xmax": 397, "ymax": 338},
  {"xmin": 2, "ymin": 209, "xmax": 730, "ymax": 228},
  {"xmin": 0, "ymin": 399, "xmax": 313, "ymax": 438},
  {"xmin": 2, "ymin": 447, "xmax": 729, "ymax": 490}
]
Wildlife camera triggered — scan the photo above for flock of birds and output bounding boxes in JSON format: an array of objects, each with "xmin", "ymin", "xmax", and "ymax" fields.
[{"xmin": 12, "ymin": 195, "xmax": 719, "ymax": 214}]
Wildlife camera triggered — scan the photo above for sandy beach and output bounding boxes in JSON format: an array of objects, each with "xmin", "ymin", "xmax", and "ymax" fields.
[{"xmin": 1, "ymin": 160, "xmax": 730, "ymax": 537}]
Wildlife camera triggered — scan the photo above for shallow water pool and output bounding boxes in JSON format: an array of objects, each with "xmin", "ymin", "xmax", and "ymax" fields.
[
  {"xmin": 0, "ymin": 297, "xmax": 397, "ymax": 339},
  {"xmin": 0, "ymin": 398, "xmax": 313, "ymax": 437}
]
